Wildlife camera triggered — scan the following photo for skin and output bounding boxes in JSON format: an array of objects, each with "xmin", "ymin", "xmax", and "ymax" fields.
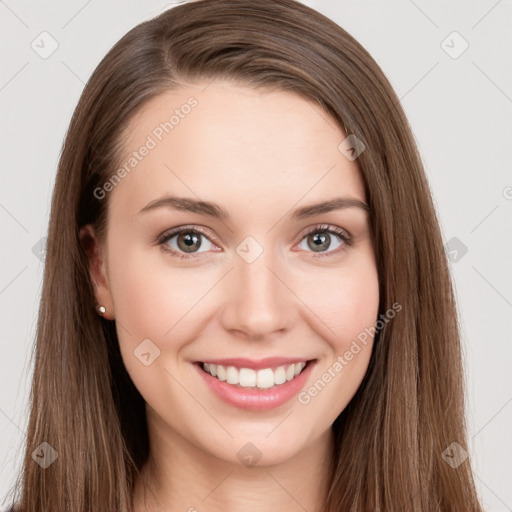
[{"xmin": 81, "ymin": 81, "xmax": 380, "ymax": 512}]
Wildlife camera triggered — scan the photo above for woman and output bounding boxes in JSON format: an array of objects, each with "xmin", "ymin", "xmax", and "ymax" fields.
[{"xmin": 6, "ymin": 0, "xmax": 484, "ymax": 510}]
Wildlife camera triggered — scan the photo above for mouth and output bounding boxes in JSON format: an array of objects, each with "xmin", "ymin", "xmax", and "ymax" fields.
[{"xmin": 194, "ymin": 359, "xmax": 316, "ymax": 390}]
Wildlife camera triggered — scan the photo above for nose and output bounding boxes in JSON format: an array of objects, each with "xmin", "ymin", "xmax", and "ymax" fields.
[{"xmin": 219, "ymin": 247, "xmax": 295, "ymax": 340}]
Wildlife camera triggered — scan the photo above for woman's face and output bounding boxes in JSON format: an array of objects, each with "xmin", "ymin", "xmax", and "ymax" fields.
[{"xmin": 86, "ymin": 81, "xmax": 379, "ymax": 466}]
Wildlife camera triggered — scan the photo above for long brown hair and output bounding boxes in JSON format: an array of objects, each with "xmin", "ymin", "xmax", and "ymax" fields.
[{"xmin": 7, "ymin": 0, "xmax": 483, "ymax": 510}]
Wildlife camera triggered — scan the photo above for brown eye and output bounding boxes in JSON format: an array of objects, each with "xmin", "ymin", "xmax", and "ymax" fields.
[
  {"xmin": 158, "ymin": 227, "xmax": 216, "ymax": 258},
  {"xmin": 306, "ymin": 232, "xmax": 332, "ymax": 252},
  {"xmin": 297, "ymin": 225, "xmax": 351, "ymax": 256},
  {"xmin": 176, "ymin": 232, "xmax": 203, "ymax": 253}
]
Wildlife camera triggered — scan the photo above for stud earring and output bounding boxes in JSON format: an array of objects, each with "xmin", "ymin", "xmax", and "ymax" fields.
[{"xmin": 96, "ymin": 304, "xmax": 115, "ymax": 320}]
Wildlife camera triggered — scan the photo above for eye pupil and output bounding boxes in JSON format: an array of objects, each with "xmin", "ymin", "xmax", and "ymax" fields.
[
  {"xmin": 164, "ymin": 226, "xmax": 345, "ymax": 259},
  {"xmin": 308, "ymin": 232, "xmax": 330, "ymax": 252},
  {"xmin": 178, "ymin": 232, "xmax": 201, "ymax": 252}
]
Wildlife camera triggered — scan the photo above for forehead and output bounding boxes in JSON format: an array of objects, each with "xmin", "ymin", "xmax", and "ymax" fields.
[{"xmin": 110, "ymin": 81, "xmax": 367, "ymax": 219}]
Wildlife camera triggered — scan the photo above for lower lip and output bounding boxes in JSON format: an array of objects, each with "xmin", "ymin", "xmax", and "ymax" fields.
[{"xmin": 194, "ymin": 360, "xmax": 317, "ymax": 411}]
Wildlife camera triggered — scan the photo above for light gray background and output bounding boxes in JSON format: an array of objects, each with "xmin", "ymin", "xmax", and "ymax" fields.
[{"xmin": 1, "ymin": 0, "xmax": 511, "ymax": 510}]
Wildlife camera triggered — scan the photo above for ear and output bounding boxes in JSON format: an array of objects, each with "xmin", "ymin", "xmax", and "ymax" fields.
[{"xmin": 79, "ymin": 224, "xmax": 115, "ymax": 320}]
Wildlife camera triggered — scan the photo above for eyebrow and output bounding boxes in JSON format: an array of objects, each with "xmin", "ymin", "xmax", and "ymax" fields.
[{"xmin": 138, "ymin": 195, "xmax": 370, "ymax": 221}]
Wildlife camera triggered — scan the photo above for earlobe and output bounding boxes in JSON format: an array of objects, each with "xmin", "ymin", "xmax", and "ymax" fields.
[
  {"xmin": 95, "ymin": 303, "xmax": 115, "ymax": 321},
  {"xmin": 79, "ymin": 224, "xmax": 115, "ymax": 320}
]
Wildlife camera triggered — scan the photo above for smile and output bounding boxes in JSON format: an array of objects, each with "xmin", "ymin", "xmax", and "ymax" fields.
[{"xmin": 200, "ymin": 361, "xmax": 309, "ymax": 389}]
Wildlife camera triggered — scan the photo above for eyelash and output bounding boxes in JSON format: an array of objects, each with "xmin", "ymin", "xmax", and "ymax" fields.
[{"xmin": 156, "ymin": 223, "xmax": 353, "ymax": 260}]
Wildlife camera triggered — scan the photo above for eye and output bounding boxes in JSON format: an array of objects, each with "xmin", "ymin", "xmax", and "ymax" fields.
[
  {"xmin": 156, "ymin": 223, "xmax": 352, "ymax": 260},
  {"xmin": 157, "ymin": 225, "xmax": 218, "ymax": 259},
  {"xmin": 296, "ymin": 224, "xmax": 352, "ymax": 257}
]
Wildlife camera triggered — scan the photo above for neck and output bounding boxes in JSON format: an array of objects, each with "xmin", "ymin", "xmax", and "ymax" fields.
[{"xmin": 132, "ymin": 411, "xmax": 335, "ymax": 512}]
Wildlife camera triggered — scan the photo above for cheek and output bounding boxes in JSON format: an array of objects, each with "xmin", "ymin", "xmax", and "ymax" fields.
[
  {"xmin": 109, "ymin": 238, "xmax": 380, "ymax": 352},
  {"xmin": 106, "ymin": 246, "xmax": 207, "ymax": 402},
  {"xmin": 107, "ymin": 245, "xmax": 215, "ymax": 338},
  {"xmin": 295, "ymin": 258, "xmax": 379, "ymax": 418},
  {"xmin": 296, "ymin": 255, "xmax": 380, "ymax": 352}
]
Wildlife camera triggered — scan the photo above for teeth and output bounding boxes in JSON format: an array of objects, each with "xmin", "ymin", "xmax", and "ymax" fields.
[
  {"xmin": 201, "ymin": 361, "xmax": 308, "ymax": 389},
  {"xmin": 240, "ymin": 368, "xmax": 257, "ymax": 387}
]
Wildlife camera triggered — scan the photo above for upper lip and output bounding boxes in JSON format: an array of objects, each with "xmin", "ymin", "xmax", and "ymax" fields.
[{"xmin": 196, "ymin": 357, "xmax": 315, "ymax": 370}]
